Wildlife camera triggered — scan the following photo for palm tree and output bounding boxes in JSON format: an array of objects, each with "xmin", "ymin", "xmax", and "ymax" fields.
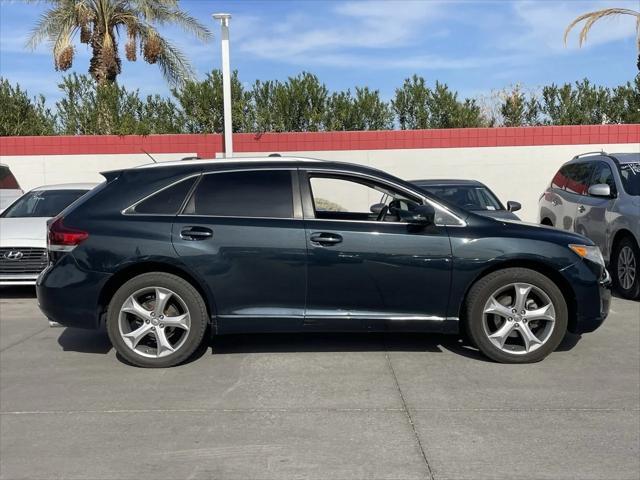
[
  {"xmin": 564, "ymin": 7, "xmax": 640, "ymax": 70},
  {"xmin": 27, "ymin": 0, "xmax": 212, "ymax": 86}
]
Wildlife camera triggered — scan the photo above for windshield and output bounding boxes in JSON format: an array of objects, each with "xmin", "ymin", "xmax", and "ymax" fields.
[
  {"xmin": 617, "ymin": 162, "xmax": 640, "ymax": 196},
  {"xmin": 418, "ymin": 184, "xmax": 503, "ymax": 211},
  {"xmin": 1, "ymin": 190, "xmax": 88, "ymax": 218}
]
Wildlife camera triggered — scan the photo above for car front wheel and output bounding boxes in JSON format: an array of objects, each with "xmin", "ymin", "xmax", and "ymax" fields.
[
  {"xmin": 106, "ymin": 272, "xmax": 208, "ymax": 368},
  {"xmin": 612, "ymin": 237, "xmax": 640, "ymax": 300},
  {"xmin": 465, "ymin": 268, "xmax": 568, "ymax": 363}
]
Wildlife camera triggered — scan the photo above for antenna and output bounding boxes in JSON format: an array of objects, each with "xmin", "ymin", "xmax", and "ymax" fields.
[{"xmin": 141, "ymin": 149, "xmax": 158, "ymax": 163}]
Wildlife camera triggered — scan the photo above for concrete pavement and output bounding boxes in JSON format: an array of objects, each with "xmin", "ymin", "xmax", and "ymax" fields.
[{"xmin": 0, "ymin": 289, "xmax": 638, "ymax": 480}]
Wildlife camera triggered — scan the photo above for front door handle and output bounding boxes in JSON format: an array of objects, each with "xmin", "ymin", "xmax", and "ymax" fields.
[
  {"xmin": 310, "ymin": 232, "xmax": 343, "ymax": 246},
  {"xmin": 578, "ymin": 205, "xmax": 586, "ymax": 213},
  {"xmin": 180, "ymin": 226, "xmax": 213, "ymax": 240}
]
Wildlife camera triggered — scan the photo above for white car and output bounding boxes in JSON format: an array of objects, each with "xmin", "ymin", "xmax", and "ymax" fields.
[
  {"xmin": 0, "ymin": 164, "xmax": 23, "ymax": 213},
  {"xmin": 0, "ymin": 183, "xmax": 97, "ymax": 286}
]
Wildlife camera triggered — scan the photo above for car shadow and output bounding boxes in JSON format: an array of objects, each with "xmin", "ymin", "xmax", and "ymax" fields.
[
  {"xmin": 57, "ymin": 327, "xmax": 112, "ymax": 354},
  {"xmin": 56, "ymin": 328, "xmax": 583, "ymax": 366}
]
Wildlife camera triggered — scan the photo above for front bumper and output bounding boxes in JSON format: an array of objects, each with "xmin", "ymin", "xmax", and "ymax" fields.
[
  {"xmin": 0, "ymin": 274, "xmax": 39, "ymax": 286},
  {"xmin": 565, "ymin": 261, "xmax": 611, "ymax": 334}
]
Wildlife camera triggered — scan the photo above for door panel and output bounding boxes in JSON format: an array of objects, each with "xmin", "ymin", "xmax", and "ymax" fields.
[
  {"xmin": 173, "ymin": 217, "xmax": 307, "ymax": 327},
  {"xmin": 304, "ymin": 220, "xmax": 452, "ymax": 322}
]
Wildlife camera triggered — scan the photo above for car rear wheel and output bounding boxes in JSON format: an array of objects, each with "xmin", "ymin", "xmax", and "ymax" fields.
[
  {"xmin": 106, "ymin": 272, "xmax": 208, "ymax": 368},
  {"xmin": 465, "ymin": 268, "xmax": 568, "ymax": 363},
  {"xmin": 612, "ymin": 237, "xmax": 640, "ymax": 300}
]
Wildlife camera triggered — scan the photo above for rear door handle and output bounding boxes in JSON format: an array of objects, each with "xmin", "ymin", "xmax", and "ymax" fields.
[
  {"xmin": 310, "ymin": 232, "xmax": 343, "ymax": 246},
  {"xmin": 578, "ymin": 205, "xmax": 585, "ymax": 213},
  {"xmin": 180, "ymin": 226, "xmax": 213, "ymax": 241}
]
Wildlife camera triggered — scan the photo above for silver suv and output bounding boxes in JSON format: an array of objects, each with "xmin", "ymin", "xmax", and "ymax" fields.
[{"xmin": 539, "ymin": 152, "xmax": 640, "ymax": 300}]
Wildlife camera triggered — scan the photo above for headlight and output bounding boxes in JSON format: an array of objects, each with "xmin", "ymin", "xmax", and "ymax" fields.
[{"xmin": 569, "ymin": 244, "xmax": 605, "ymax": 266}]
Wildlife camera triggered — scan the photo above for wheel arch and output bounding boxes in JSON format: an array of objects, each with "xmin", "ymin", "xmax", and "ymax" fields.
[
  {"xmin": 611, "ymin": 228, "xmax": 638, "ymax": 253},
  {"xmin": 458, "ymin": 259, "xmax": 577, "ymax": 332},
  {"xmin": 97, "ymin": 261, "xmax": 216, "ymax": 328}
]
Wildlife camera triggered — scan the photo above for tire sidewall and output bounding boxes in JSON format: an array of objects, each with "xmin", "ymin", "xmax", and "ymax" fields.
[
  {"xmin": 612, "ymin": 237, "xmax": 640, "ymax": 300},
  {"xmin": 107, "ymin": 272, "xmax": 208, "ymax": 368},
  {"xmin": 466, "ymin": 268, "xmax": 568, "ymax": 363}
]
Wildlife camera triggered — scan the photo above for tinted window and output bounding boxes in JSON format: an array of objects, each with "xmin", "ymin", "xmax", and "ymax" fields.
[
  {"xmin": 184, "ymin": 170, "xmax": 293, "ymax": 218},
  {"xmin": 0, "ymin": 166, "xmax": 19, "ymax": 189},
  {"xmin": 564, "ymin": 162, "xmax": 593, "ymax": 195},
  {"xmin": 418, "ymin": 185, "xmax": 503, "ymax": 211},
  {"xmin": 1, "ymin": 189, "xmax": 88, "ymax": 218},
  {"xmin": 135, "ymin": 177, "xmax": 197, "ymax": 214},
  {"xmin": 617, "ymin": 162, "xmax": 640, "ymax": 196},
  {"xmin": 551, "ymin": 166, "xmax": 569, "ymax": 189},
  {"xmin": 589, "ymin": 162, "xmax": 617, "ymax": 195}
]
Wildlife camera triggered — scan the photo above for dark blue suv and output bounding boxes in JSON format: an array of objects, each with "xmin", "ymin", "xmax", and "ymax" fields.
[{"xmin": 37, "ymin": 158, "xmax": 611, "ymax": 367}]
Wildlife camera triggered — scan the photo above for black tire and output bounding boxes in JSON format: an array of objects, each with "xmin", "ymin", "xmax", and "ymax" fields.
[
  {"xmin": 465, "ymin": 268, "xmax": 568, "ymax": 363},
  {"xmin": 611, "ymin": 236, "xmax": 640, "ymax": 300},
  {"xmin": 106, "ymin": 272, "xmax": 208, "ymax": 368}
]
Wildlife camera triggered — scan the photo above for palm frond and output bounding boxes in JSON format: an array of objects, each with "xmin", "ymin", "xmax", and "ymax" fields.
[
  {"xmin": 139, "ymin": 25, "xmax": 194, "ymax": 86},
  {"xmin": 564, "ymin": 8, "xmax": 640, "ymax": 47}
]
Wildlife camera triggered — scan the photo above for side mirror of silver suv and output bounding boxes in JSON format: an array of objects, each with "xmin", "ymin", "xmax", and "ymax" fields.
[{"xmin": 587, "ymin": 184, "xmax": 613, "ymax": 198}]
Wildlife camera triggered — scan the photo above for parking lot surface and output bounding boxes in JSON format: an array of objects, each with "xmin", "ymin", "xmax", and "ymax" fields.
[{"xmin": 0, "ymin": 288, "xmax": 638, "ymax": 480}]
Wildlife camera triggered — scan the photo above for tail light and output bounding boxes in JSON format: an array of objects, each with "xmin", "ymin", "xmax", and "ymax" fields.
[{"xmin": 48, "ymin": 217, "xmax": 89, "ymax": 252}]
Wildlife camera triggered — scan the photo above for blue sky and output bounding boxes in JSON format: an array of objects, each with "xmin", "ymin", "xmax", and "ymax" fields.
[{"xmin": 0, "ymin": 0, "xmax": 637, "ymax": 104}]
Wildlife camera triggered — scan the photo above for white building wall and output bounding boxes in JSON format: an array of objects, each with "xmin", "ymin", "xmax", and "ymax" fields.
[{"xmin": 1, "ymin": 142, "xmax": 637, "ymax": 222}]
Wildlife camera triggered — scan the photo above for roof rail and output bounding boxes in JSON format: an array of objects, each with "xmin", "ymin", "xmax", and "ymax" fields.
[{"xmin": 573, "ymin": 150, "xmax": 607, "ymax": 159}]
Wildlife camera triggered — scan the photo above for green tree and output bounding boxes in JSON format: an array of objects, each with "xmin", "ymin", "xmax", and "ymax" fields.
[
  {"xmin": 607, "ymin": 75, "xmax": 640, "ymax": 123},
  {"xmin": 541, "ymin": 79, "xmax": 611, "ymax": 125},
  {"xmin": 392, "ymin": 75, "xmax": 431, "ymax": 129},
  {"xmin": 173, "ymin": 70, "xmax": 252, "ymax": 133},
  {"xmin": 0, "ymin": 78, "xmax": 56, "ymax": 136},
  {"xmin": 325, "ymin": 87, "xmax": 392, "ymax": 130},
  {"xmin": 428, "ymin": 81, "xmax": 487, "ymax": 128},
  {"xmin": 27, "ymin": 0, "xmax": 211, "ymax": 85},
  {"xmin": 500, "ymin": 85, "xmax": 541, "ymax": 127},
  {"xmin": 56, "ymin": 73, "xmax": 182, "ymax": 135}
]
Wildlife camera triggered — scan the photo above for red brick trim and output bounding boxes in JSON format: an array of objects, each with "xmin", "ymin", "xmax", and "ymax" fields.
[{"xmin": 1, "ymin": 125, "xmax": 638, "ymax": 157}]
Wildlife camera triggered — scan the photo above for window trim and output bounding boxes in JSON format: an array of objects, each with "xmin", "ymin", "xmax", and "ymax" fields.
[
  {"xmin": 300, "ymin": 168, "xmax": 466, "ymax": 227},
  {"xmin": 177, "ymin": 167, "xmax": 302, "ymax": 220},
  {"xmin": 121, "ymin": 174, "xmax": 202, "ymax": 216}
]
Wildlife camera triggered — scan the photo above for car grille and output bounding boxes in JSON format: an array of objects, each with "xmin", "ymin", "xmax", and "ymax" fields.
[{"xmin": 0, "ymin": 247, "xmax": 48, "ymax": 275}]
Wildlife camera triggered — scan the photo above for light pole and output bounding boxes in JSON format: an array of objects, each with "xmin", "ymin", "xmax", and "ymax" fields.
[{"xmin": 213, "ymin": 13, "xmax": 233, "ymax": 158}]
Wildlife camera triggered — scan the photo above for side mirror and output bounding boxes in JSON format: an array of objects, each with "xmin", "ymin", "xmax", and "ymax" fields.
[
  {"xmin": 588, "ymin": 184, "xmax": 612, "ymax": 198},
  {"xmin": 507, "ymin": 201, "xmax": 521, "ymax": 212},
  {"xmin": 396, "ymin": 204, "xmax": 435, "ymax": 225},
  {"xmin": 370, "ymin": 203, "xmax": 385, "ymax": 215}
]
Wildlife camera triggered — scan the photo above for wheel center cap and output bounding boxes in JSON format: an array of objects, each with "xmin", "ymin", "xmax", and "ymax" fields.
[
  {"xmin": 151, "ymin": 319, "xmax": 158, "ymax": 326},
  {"xmin": 515, "ymin": 314, "xmax": 523, "ymax": 322}
]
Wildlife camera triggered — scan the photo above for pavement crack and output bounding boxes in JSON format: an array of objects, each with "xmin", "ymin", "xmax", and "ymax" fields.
[
  {"xmin": 384, "ymin": 350, "xmax": 435, "ymax": 480},
  {"xmin": 0, "ymin": 327, "xmax": 49, "ymax": 353}
]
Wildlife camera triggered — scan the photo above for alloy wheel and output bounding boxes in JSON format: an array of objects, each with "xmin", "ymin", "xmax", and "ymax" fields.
[
  {"xmin": 617, "ymin": 246, "xmax": 637, "ymax": 291},
  {"xmin": 118, "ymin": 286, "xmax": 191, "ymax": 358},
  {"xmin": 482, "ymin": 282, "xmax": 556, "ymax": 355}
]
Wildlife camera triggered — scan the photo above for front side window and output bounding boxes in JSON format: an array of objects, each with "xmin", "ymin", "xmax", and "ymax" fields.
[
  {"xmin": 309, "ymin": 175, "xmax": 418, "ymax": 222},
  {"xmin": 184, "ymin": 170, "xmax": 294, "ymax": 218},
  {"xmin": 1, "ymin": 189, "xmax": 88, "ymax": 218},
  {"xmin": 589, "ymin": 162, "xmax": 617, "ymax": 196},
  {"xmin": 564, "ymin": 162, "xmax": 594, "ymax": 195},
  {"xmin": 134, "ymin": 176, "xmax": 197, "ymax": 214}
]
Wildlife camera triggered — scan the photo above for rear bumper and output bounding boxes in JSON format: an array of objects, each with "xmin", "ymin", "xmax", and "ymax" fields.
[{"xmin": 36, "ymin": 255, "xmax": 111, "ymax": 330}]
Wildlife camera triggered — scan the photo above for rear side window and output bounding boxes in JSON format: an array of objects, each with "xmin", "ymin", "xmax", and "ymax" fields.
[
  {"xmin": 551, "ymin": 166, "xmax": 568, "ymax": 189},
  {"xmin": 134, "ymin": 177, "xmax": 197, "ymax": 214},
  {"xmin": 0, "ymin": 166, "xmax": 20, "ymax": 189},
  {"xmin": 184, "ymin": 170, "xmax": 293, "ymax": 218}
]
